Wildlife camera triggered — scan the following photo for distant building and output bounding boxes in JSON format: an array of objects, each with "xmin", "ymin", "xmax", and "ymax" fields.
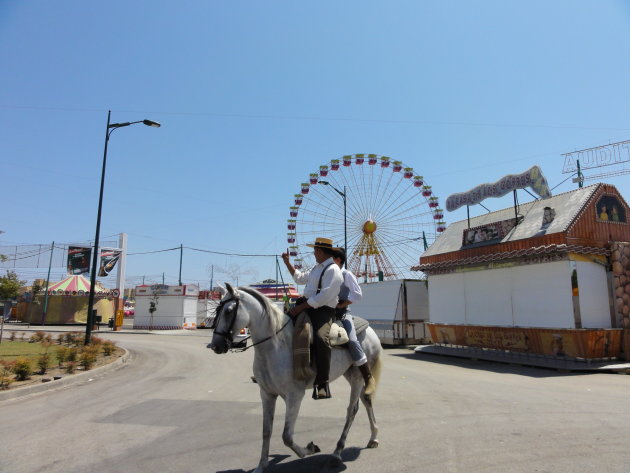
[{"xmin": 248, "ymin": 279, "xmax": 300, "ymax": 301}]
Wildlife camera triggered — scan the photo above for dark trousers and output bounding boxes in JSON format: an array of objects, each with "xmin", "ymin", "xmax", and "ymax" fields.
[{"xmin": 308, "ymin": 306, "xmax": 335, "ymax": 386}]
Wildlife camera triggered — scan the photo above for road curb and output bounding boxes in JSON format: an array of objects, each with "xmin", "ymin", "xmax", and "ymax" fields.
[{"xmin": 0, "ymin": 347, "xmax": 131, "ymax": 402}]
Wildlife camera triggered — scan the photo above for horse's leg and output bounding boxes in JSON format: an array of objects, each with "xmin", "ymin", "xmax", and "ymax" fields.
[
  {"xmin": 331, "ymin": 369, "xmax": 363, "ymax": 464},
  {"xmin": 281, "ymin": 389, "xmax": 321, "ymax": 458},
  {"xmin": 360, "ymin": 388, "xmax": 379, "ymax": 448},
  {"xmin": 254, "ymin": 389, "xmax": 277, "ymax": 473}
]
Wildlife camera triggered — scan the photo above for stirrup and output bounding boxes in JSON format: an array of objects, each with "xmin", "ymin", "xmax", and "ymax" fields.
[{"xmin": 312, "ymin": 382, "xmax": 331, "ymax": 400}]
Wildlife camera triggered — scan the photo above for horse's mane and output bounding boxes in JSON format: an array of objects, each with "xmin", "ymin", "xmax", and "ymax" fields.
[{"xmin": 238, "ymin": 286, "xmax": 285, "ymax": 334}]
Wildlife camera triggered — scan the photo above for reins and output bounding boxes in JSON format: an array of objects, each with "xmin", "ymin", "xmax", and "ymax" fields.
[{"xmin": 230, "ymin": 315, "xmax": 292, "ymax": 352}]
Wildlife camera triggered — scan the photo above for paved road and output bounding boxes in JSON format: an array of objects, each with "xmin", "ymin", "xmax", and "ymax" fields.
[{"xmin": 1, "ymin": 330, "xmax": 630, "ymax": 473}]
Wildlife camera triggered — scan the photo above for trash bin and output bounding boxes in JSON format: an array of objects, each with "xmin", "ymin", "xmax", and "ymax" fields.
[{"xmin": 108, "ymin": 317, "xmax": 114, "ymax": 329}]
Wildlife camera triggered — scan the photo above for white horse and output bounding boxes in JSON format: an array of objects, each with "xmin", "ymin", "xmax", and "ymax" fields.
[{"xmin": 208, "ymin": 283, "xmax": 382, "ymax": 473}]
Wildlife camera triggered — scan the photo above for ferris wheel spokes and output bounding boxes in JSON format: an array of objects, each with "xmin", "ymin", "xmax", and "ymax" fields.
[{"xmin": 289, "ymin": 154, "xmax": 444, "ymax": 281}]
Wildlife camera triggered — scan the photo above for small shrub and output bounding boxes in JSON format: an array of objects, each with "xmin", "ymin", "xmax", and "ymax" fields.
[
  {"xmin": 29, "ymin": 331, "xmax": 46, "ymax": 343},
  {"xmin": 63, "ymin": 332, "xmax": 82, "ymax": 347},
  {"xmin": 90, "ymin": 336, "xmax": 103, "ymax": 346},
  {"xmin": 70, "ymin": 332, "xmax": 83, "ymax": 346},
  {"xmin": 13, "ymin": 357, "xmax": 33, "ymax": 381},
  {"xmin": 102, "ymin": 340, "xmax": 117, "ymax": 356},
  {"xmin": 65, "ymin": 361, "xmax": 77, "ymax": 374},
  {"xmin": 66, "ymin": 347, "xmax": 79, "ymax": 362},
  {"xmin": 19, "ymin": 332, "xmax": 26, "ymax": 341},
  {"xmin": 79, "ymin": 346, "xmax": 99, "ymax": 370},
  {"xmin": 55, "ymin": 346, "xmax": 69, "ymax": 367},
  {"xmin": 9, "ymin": 332, "xmax": 16, "ymax": 342},
  {"xmin": 37, "ymin": 353, "xmax": 51, "ymax": 374},
  {"xmin": 56, "ymin": 334, "xmax": 64, "ymax": 345},
  {"xmin": 44, "ymin": 334, "xmax": 52, "ymax": 344},
  {"xmin": 0, "ymin": 364, "xmax": 14, "ymax": 390}
]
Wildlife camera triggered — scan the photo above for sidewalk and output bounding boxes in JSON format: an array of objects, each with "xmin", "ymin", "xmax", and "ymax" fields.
[
  {"xmin": 0, "ymin": 319, "xmax": 199, "ymax": 336},
  {"xmin": 415, "ymin": 344, "xmax": 630, "ymax": 373}
]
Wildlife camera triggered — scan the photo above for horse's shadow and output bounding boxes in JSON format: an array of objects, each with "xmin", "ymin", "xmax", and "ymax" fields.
[{"xmin": 217, "ymin": 446, "xmax": 363, "ymax": 473}]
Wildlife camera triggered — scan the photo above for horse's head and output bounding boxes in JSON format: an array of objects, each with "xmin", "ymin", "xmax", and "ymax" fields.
[{"xmin": 207, "ymin": 283, "xmax": 250, "ymax": 354}]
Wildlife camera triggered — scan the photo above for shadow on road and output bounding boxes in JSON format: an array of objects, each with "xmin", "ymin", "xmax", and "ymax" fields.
[{"xmin": 216, "ymin": 447, "xmax": 363, "ymax": 473}]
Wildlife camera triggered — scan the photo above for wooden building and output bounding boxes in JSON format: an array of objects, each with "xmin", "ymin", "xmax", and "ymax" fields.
[{"xmin": 413, "ymin": 183, "xmax": 630, "ymax": 360}]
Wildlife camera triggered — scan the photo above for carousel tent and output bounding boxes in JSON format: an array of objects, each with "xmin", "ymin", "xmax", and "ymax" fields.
[
  {"xmin": 47, "ymin": 275, "xmax": 93, "ymax": 294},
  {"xmin": 23, "ymin": 275, "xmax": 115, "ymax": 325}
]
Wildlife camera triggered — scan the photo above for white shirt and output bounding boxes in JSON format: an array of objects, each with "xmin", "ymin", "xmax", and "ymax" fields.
[
  {"xmin": 340, "ymin": 268, "xmax": 362, "ymax": 304},
  {"xmin": 292, "ymin": 257, "xmax": 343, "ymax": 309}
]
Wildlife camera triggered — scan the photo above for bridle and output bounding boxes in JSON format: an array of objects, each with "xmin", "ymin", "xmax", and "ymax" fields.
[
  {"xmin": 211, "ymin": 290, "xmax": 292, "ymax": 352},
  {"xmin": 209, "ymin": 296, "xmax": 241, "ymax": 346}
]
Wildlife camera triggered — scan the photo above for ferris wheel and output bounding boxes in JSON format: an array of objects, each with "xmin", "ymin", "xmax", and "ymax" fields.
[{"xmin": 287, "ymin": 154, "xmax": 445, "ymax": 282}]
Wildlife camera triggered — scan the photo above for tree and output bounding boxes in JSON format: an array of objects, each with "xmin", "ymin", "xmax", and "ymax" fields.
[
  {"xmin": 0, "ymin": 271, "xmax": 25, "ymax": 300},
  {"xmin": 148, "ymin": 285, "xmax": 162, "ymax": 331}
]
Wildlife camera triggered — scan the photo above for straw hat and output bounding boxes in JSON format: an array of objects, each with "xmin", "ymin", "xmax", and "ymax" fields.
[{"xmin": 305, "ymin": 237, "xmax": 339, "ymax": 250}]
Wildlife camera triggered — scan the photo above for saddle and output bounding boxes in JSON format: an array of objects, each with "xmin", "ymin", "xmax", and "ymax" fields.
[{"xmin": 292, "ymin": 312, "xmax": 370, "ymax": 381}]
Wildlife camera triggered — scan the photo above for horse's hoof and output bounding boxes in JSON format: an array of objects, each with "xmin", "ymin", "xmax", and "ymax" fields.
[
  {"xmin": 307, "ymin": 441, "xmax": 321, "ymax": 454},
  {"xmin": 367, "ymin": 439, "xmax": 379, "ymax": 449}
]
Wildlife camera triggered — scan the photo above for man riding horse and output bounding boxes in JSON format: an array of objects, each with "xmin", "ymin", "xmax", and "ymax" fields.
[{"xmin": 283, "ymin": 237, "xmax": 342, "ymax": 400}]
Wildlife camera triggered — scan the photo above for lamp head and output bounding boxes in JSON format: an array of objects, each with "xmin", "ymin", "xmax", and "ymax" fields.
[
  {"xmin": 143, "ymin": 119, "xmax": 161, "ymax": 127},
  {"xmin": 319, "ymin": 180, "xmax": 329, "ymax": 185}
]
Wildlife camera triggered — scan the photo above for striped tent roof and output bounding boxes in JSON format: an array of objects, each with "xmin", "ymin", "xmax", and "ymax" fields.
[{"xmin": 47, "ymin": 275, "xmax": 91, "ymax": 293}]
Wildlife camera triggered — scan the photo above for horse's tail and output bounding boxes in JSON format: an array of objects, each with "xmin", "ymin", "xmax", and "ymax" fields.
[{"xmin": 370, "ymin": 353, "xmax": 382, "ymax": 398}]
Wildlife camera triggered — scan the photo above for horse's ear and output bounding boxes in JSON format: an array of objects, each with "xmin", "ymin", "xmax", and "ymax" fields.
[
  {"xmin": 216, "ymin": 283, "xmax": 227, "ymax": 298},
  {"xmin": 225, "ymin": 282, "xmax": 240, "ymax": 298}
]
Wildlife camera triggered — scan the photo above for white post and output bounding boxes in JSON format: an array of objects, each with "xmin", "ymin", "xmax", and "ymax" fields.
[{"xmin": 116, "ymin": 233, "xmax": 127, "ymax": 314}]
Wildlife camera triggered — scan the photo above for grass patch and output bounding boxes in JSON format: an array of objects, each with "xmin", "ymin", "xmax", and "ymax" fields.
[
  {"xmin": 0, "ymin": 341, "xmax": 48, "ymax": 362},
  {"xmin": 0, "ymin": 332, "xmax": 124, "ymax": 390}
]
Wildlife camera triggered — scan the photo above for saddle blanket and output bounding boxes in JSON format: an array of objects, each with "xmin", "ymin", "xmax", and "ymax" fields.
[{"xmin": 292, "ymin": 313, "xmax": 370, "ymax": 381}]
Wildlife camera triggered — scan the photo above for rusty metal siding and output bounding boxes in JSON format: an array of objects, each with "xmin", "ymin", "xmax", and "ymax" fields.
[
  {"xmin": 566, "ymin": 184, "xmax": 630, "ymax": 244},
  {"xmin": 421, "ymin": 232, "xmax": 567, "ymax": 264}
]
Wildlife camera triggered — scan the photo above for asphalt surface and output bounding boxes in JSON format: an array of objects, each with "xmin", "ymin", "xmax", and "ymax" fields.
[{"xmin": 1, "ymin": 326, "xmax": 630, "ymax": 473}]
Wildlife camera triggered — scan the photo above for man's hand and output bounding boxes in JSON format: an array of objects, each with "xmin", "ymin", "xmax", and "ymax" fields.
[
  {"xmin": 281, "ymin": 249, "xmax": 290, "ymax": 266},
  {"xmin": 289, "ymin": 302, "xmax": 310, "ymax": 317}
]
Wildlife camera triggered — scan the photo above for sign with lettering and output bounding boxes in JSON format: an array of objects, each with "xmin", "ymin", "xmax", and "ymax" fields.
[
  {"xmin": 67, "ymin": 246, "xmax": 91, "ymax": 275},
  {"xmin": 446, "ymin": 165, "xmax": 551, "ymax": 212},
  {"xmin": 562, "ymin": 139, "xmax": 630, "ymax": 174}
]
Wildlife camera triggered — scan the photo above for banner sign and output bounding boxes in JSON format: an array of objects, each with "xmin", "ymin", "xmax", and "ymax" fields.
[
  {"xmin": 67, "ymin": 246, "xmax": 91, "ymax": 275},
  {"xmin": 446, "ymin": 165, "xmax": 551, "ymax": 212},
  {"xmin": 462, "ymin": 217, "xmax": 522, "ymax": 247},
  {"xmin": 98, "ymin": 248, "xmax": 122, "ymax": 277}
]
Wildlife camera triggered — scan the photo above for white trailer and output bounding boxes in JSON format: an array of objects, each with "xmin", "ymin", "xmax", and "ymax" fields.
[
  {"xmin": 134, "ymin": 284, "xmax": 199, "ymax": 330},
  {"xmin": 350, "ymin": 279, "xmax": 430, "ymax": 345}
]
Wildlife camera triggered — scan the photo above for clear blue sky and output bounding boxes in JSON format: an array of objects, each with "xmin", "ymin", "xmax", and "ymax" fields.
[{"xmin": 2, "ymin": 1, "xmax": 629, "ymax": 288}]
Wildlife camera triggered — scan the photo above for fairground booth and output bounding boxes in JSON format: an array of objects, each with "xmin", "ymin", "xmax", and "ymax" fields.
[
  {"xmin": 134, "ymin": 284, "xmax": 199, "ymax": 330},
  {"xmin": 21, "ymin": 275, "xmax": 116, "ymax": 324},
  {"xmin": 248, "ymin": 279, "xmax": 300, "ymax": 301},
  {"xmin": 414, "ymin": 169, "xmax": 630, "ymax": 361}
]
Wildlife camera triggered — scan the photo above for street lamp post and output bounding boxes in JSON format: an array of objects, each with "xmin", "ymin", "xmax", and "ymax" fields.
[
  {"xmin": 319, "ymin": 181, "xmax": 347, "ymax": 268},
  {"xmin": 85, "ymin": 110, "xmax": 160, "ymax": 345}
]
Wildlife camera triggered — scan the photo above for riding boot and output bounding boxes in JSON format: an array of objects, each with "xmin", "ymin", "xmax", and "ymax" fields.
[
  {"xmin": 312, "ymin": 382, "xmax": 331, "ymax": 400},
  {"xmin": 358, "ymin": 363, "xmax": 376, "ymax": 397}
]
